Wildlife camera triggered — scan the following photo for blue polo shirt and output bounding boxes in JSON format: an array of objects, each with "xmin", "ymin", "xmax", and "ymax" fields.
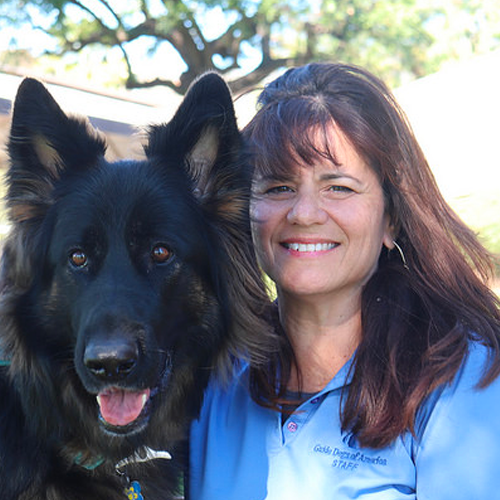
[{"xmin": 189, "ymin": 341, "xmax": 500, "ymax": 499}]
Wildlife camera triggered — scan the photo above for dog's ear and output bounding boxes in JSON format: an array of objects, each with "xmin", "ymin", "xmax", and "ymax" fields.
[
  {"xmin": 146, "ymin": 72, "xmax": 246, "ymax": 209},
  {"xmin": 6, "ymin": 78, "xmax": 106, "ymax": 224},
  {"xmin": 146, "ymin": 73, "xmax": 275, "ymax": 372}
]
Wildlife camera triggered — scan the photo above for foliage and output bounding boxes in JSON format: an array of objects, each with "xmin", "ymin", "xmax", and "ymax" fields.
[{"xmin": 0, "ymin": 0, "xmax": 500, "ymax": 95}]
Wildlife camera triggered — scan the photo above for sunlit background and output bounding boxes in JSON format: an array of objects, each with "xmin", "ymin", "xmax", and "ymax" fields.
[{"xmin": 0, "ymin": 0, "xmax": 498, "ymax": 287}]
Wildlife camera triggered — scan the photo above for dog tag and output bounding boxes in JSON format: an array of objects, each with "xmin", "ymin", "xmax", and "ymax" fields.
[{"xmin": 125, "ymin": 480, "xmax": 144, "ymax": 500}]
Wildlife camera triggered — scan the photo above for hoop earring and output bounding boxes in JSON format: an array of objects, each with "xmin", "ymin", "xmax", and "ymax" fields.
[{"xmin": 392, "ymin": 240, "xmax": 409, "ymax": 270}]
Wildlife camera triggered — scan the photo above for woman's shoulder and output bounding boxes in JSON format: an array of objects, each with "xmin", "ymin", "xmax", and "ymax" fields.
[
  {"xmin": 453, "ymin": 338, "xmax": 500, "ymax": 399},
  {"xmin": 416, "ymin": 340, "xmax": 500, "ymax": 430},
  {"xmin": 457, "ymin": 339, "xmax": 499, "ymax": 387},
  {"xmin": 206, "ymin": 358, "xmax": 250, "ymax": 390},
  {"xmin": 196, "ymin": 360, "xmax": 252, "ymax": 416},
  {"xmin": 412, "ymin": 340, "xmax": 500, "ymax": 499}
]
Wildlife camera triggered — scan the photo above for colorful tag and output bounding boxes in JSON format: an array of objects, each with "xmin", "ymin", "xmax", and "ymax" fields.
[{"xmin": 125, "ymin": 480, "xmax": 144, "ymax": 500}]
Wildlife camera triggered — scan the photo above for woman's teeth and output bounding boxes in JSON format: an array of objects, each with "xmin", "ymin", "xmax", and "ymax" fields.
[{"xmin": 284, "ymin": 242, "xmax": 337, "ymax": 252}]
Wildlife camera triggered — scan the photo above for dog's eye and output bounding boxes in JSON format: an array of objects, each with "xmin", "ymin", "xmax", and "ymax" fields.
[
  {"xmin": 151, "ymin": 245, "xmax": 171, "ymax": 264},
  {"xmin": 69, "ymin": 250, "xmax": 88, "ymax": 268}
]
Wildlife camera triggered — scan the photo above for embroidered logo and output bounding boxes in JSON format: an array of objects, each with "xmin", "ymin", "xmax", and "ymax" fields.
[{"xmin": 313, "ymin": 444, "xmax": 388, "ymax": 471}]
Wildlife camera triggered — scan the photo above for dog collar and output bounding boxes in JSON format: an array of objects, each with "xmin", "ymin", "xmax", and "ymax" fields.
[
  {"xmin": 73, "ymin": 445, "xmax": 171, "ymax": 472},
  {"xmin": 116, "ymin": 447, "xmax": 172, "ymax": 500},
  {"xmin": 73, "ymin": 446, "xmax": 172, "ymax": 499},
  {"xmin": 115, "ymin": 447, "xmax": 172, "ymax": 470},
  {"xmin": 73, "ymin": 452, "xmax": 105, "ymax": 470}
]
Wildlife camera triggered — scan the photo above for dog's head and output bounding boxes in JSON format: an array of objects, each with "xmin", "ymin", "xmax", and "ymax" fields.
[{"xmin": 1, "ymin": 74, "xmax": 273, "ymax": 455}]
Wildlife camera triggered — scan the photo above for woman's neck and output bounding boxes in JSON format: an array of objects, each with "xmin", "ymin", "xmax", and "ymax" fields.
[{"xmin": 277, "ymin": 290, "xmax": 362, "ymax": 393}]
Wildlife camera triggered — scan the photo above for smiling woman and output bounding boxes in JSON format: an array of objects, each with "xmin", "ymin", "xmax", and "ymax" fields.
[
  {"xmin": 189, "ymin": 62, "xmax": 500, "ymax": 500},
  {"xmin": 250, "ymin": 125, "xmax": 393, "ymax": 312}
]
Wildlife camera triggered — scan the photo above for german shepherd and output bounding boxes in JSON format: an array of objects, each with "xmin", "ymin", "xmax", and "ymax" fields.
[{"xmin": 0, "ymin": 73, "xmax": 271, "ymax": 499}]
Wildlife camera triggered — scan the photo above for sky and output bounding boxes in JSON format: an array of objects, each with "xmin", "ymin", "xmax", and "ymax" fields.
[{"xmin": 0, "ymin": 1, "xmax": 264, "ymax": 83}]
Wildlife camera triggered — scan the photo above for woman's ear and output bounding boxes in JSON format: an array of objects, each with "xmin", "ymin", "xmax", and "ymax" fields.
[
  {"xmin": 382, "ymin": 216, "xmax": 398, "ymax": 250},
  {"xmin": 383, "ymin": 234, "xmax": 395, "ymax": 250}
]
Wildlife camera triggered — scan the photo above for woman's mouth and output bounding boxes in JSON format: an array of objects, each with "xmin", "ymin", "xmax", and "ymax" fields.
[{"xmin": 281, "ymin": 242, "xmax": 338, "ymax": 252}]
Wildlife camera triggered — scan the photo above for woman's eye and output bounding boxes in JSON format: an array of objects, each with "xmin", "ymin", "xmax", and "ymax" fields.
[
  {"xmin": 328, "ymin": 185, "xmax": 354, "ymax": 194},
  {"xmin": 265, "ymin": 185, "xmax": 293, "ymax": 194},
  {"xmin": 69, "ymin": 249, "xmax": 88, "ymax": 268},
  {"xmin": 151, "ymin": 244, "xmax": 172, "ymax": 264}
]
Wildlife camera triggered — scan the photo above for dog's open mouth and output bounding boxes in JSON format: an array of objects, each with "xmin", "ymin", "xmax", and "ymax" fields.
[
  {"xmin": 94, "ymin": 353, "xmax": 173, "ymax": 435},
  {"xmin": 97, "ymin": 388, "xmax": 151, "ymax": 427}
]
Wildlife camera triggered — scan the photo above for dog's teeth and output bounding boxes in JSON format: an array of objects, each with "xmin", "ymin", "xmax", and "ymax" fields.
[
  {"xmin": 141, "ymin": 393, "xmax": 148, "ymax": 408},
  {"xmin": 96, "ymin": 395, "xmax": 102, "ymax": 408}
]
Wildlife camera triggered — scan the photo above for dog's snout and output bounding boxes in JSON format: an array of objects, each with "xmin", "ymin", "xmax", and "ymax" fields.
[{"xmin": 84, "ymin": 339, "xmax": 139, "ymax": 381}]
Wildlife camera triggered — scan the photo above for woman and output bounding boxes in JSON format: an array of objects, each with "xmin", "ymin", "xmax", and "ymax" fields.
[{"xmin": 189, "ymin": 63, "xmax": 500, "ymax": 499}]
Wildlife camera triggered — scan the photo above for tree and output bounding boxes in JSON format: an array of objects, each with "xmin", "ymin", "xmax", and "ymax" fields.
[{"xmin": 1, "ymin": 0, "xmax": 499, "ymax": 95}]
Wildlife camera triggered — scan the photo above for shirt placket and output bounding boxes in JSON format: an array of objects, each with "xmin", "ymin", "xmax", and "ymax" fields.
[{"xmin": 279, "ymin": 395, "xmax": 325, "ymax": 446}]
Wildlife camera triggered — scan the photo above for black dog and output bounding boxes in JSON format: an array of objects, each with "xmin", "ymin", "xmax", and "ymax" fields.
[{"xmin": 0, "ymin": 73, "xmax": 272, "ymax": 499}]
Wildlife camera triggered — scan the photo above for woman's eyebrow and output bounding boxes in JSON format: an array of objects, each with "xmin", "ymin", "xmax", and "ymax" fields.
[
  {"xmin": 256, "ymin": 173, "xmax": 295, "ymax": 183},
  {"xmin": 319, "ymin": 172, "xmax": 361, "ymax": 184}
]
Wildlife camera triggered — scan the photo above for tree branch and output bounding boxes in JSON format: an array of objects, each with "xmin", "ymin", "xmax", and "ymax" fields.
[
  {"xmin": 93, "ymin": 0, "xmax": 122, "ymax": 28},
  {"xmin": 125, "ymin": 75, "xmax": 186, "ymax": 93}
]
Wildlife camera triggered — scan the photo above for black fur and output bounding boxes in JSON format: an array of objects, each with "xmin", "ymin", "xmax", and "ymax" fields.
[{"xmin": 0, "ymin": 73, "xmax": 270, "ymax": 499}]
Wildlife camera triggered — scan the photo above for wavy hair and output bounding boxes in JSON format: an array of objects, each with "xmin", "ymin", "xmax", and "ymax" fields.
[{"xmin": 244, "ymin": 62, "xmax": 500, "ymax": 447}]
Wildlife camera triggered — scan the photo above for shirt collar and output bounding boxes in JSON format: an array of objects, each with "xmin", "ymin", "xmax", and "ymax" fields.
[{"xmin": 315, "ymin": 352, "xmax": 355, "ymax": 396}]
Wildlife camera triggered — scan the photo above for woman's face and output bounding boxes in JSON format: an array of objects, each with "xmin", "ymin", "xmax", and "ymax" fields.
[{"xmin": 250, "ymin": 126, "xmax": 394, "ymax": 302}]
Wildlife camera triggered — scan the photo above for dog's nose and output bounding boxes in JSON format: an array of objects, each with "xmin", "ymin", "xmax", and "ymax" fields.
[{"xmin": 83, "ymin": 339, "xmax": 139, "ymax": 381}]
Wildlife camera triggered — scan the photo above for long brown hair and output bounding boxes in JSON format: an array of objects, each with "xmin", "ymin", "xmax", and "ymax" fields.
[{"xmin": 243, "ymin": 62, "xmax": 500, "ymax": 448}]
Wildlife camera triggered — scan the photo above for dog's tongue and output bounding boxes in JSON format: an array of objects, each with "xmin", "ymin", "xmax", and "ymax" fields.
[{"xmin": 97, "ymin": 388, "xmax": 150, "ymax": 426}]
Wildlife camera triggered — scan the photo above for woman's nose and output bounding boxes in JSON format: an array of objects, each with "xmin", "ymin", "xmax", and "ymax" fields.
[{"xmin": 286, "ymin": 192, "xmax": 328, "ymax": 226}]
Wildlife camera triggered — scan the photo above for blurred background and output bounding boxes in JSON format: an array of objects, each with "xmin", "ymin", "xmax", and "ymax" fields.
[{"xmin": 0, "ymin": 0, "xmax": 498, "ymax": 286}]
